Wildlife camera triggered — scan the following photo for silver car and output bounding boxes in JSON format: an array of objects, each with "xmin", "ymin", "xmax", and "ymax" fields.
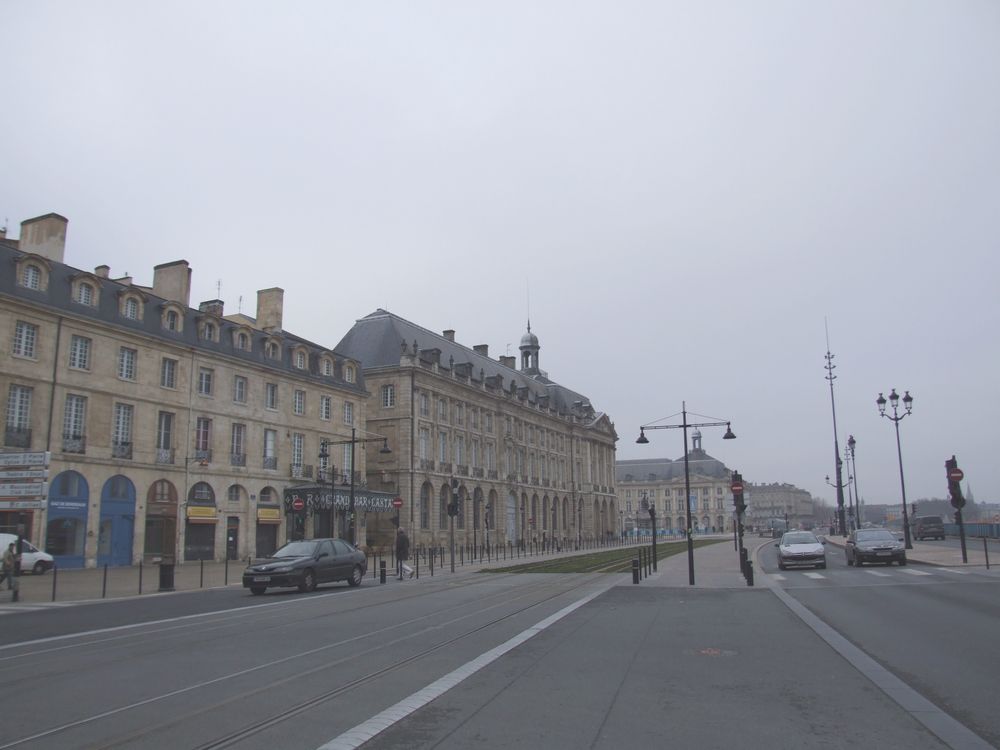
[{"xmin": 775, "ymin": 531, "xmax": 827, "ymax": 570}]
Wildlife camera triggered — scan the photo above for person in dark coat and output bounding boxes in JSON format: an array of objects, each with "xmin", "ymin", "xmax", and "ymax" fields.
[{"xmin": 395, "ymin": 528, "xmax": 410, "ymax": 580}]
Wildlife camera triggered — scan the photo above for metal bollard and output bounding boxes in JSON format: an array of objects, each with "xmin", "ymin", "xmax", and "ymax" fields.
[
  {"xmin": 225, "ymin": 555, "xmax": 229, "ymax": 586},
  {"xmin": 138, "ymin": 561, "xmax": 143, "ymax": 595},
  {"xmin": 102, "ymin": 564, "xmax": 108, "ymax": 598},
  {"xmin": 200, "ymin": 558, "xmax": 205, "ymax": 588},
  {"xmin": 379, "ymin": 560, "xmax": 386, "ymax": 584},
  {"xmin": 746, "ymin": 560, "xmax": 754, "ymax": 586},
  {"xmin": 985, "ymin": 538, "xmax": 990, "ymax": 570},
  {"xmin": 632, "ymin": 558, "xmax": 640, "ymax": 584},
  {"xmin": 51, "ymin": 565, "xmax": 58, "ymax": 602}
]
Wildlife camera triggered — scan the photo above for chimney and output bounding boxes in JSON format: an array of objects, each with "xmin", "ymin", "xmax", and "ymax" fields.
[
  {"xmin": 500, "ymin": 355, "xmax": 516, "ymax": 369},
  {"xmin": 443, "ymin": 329, "xmax": 455, "ymax": 342},
  {"xmin": 95, "ymin": 265, "xmax": 110, "ymax": 279},
  {"xmin": 199, "ymin": 299, "xmax": 224, "ymax": 317},
  {"xmin": 256, "ymin": 287, "xmax": 284, "ymax": 332},
  {"xmin": 20, "ymin": 213, "xmax": 68, "ymax": 263},
  {"xmin": 153, "ymin": 260, "xmax": 192, "ymax": 306},
  {"xmin": 473, "ymin": 344, "xmax": 489, "ymax": 357}
]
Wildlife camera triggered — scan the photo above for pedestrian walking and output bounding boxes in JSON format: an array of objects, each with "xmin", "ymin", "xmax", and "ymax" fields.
[
  {"xmin": 1, "ymin": 543, "xmax": 15, "ymax": 590},
  {"xmin": 395, "ymin": 528, "xmax": 411, "ymax": 580}
]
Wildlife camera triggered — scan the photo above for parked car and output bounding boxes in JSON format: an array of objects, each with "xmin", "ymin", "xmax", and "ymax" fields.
[
  {"xmin": 912, "ymin": 515, "xmax": 945, "ymax": 541},
  {"xmin": 242, "ymin": 538, "xmax": 367, "ymax": 595},
  {"xmin": 775, "ymin": 531, "xmax": 827, "ymax": 570},
  {"xmin": 0, "ymin": 533, "xmax": 54, "ymax": 574},
  {"xmin": 846, "ymin": 528, "xmax": 907, "ymax": 566}
]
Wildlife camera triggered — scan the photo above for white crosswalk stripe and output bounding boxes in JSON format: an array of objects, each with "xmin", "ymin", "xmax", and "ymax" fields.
[
  {"xmin": 940, "ymin": 568, "xmax": 969, "ymax": 575},
  {"xmin": 0, "ymin": 602, "xmax": 76, "ymax": 615},
  {"xmin": 771, "ymin": 574, "xmax": 787, "ymax": 581},
  {"xmin": 898, "ymin": 568, "xmax": 932, "ymax": 576},
  {"xmin": 864, "ymin": 570, "xmax": 892, "ymax": 577},
  {"xmin": 802, "ymin": 572, "xmax": 826, "ymax": 579}
]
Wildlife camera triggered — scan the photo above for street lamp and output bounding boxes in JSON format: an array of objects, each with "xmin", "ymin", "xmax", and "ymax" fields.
[
  {"xmin": 877, "ymin": 389, "xmax": 914, "ymax": 549},
  {"xmin": 637, "ymin": 402, "xmax": 735, "ymax": 585},
  {"xmin": 318, "ymin": 428, "xmax": 391, "ymax": 546},
  {"xmin": 824, "ymin": 348, "xmax": 848, "ymax": 536}
]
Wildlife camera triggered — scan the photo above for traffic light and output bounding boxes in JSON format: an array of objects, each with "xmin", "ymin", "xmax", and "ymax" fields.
[
  {"xmin": 945, "ymin": 456, "xmax": 965, "ymax": 509},
  {"xmin": 731, "ymin": 471, "xmax": 746, "ymax": 515}
]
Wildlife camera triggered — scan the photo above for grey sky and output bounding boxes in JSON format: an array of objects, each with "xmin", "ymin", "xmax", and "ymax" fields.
[{"xmin": 3, "ymin": 1, "xmax": 998, "ymax": 513}]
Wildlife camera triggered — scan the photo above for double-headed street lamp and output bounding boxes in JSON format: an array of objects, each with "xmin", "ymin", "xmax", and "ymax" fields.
[
  {"xmin": 847, "ymin": 435, "xmax": 861, "ymax": 528},
  {"xmin": 318, "ymin": 428, "xmax": 391, "ymax": 546},
  {"xmin": 637, "ymin": 402, "xmax": 736, "ymax": 585},
  {"xmin": 877, "ymin": 389, "xmax": 914, "ymax": 549}
]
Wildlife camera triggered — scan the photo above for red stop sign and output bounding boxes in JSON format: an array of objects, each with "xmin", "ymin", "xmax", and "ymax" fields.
[
  {"xmin": 948, "ymin": 467, "xmax": 964, "ymax": 482},
  {"xmin": 291, "ymin": 497, "xmax": 305, "ymax": 511},
  {"xmin": 731, "ymin": 482, "xmax": 743, "ymax": 493},
  {"xmin": 392, "ymin": 497, "xmax": 403, "ymax": 508}
]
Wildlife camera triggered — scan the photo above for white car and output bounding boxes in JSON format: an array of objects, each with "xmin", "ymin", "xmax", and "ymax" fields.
[
  {"xmin": 775, "ymin": 531, "xmax": 827, "ymax": 570},
  {"xmin": 0, "ymin": 533, "xmax": 55, "ymax": 574}
]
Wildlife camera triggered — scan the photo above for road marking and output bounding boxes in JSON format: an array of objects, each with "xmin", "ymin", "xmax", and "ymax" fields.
[
  {"xmin": 898, "ymin": 568, "xmax": 932, "ymax": 576},
  {"xmin": 940, "ymin": 568, "xmax": 969, "ymax": 575},
  {"xmin": 864, "ymin": 570, "xmax": 892, "ymax": 577},
  {"xmin": 316, "ymin": 584, "xmax": 613, "ymax": 750},
  {"xmin": 771, "ymin": 574, "xmax": 787, "ymax": 581},
  {"xmin": 802, "ymin": 572, "xmax": 825, "ymax": 579}
]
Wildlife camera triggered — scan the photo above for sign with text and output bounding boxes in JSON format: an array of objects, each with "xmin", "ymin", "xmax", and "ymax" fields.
[{"xmin": 0, "ymin": 452, "xmax": 50, "ymax": 467}]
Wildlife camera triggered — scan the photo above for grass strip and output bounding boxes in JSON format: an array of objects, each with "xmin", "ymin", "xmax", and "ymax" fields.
[{"xmin": 481, "ymin": 539, "xmax": 724, "ymax": 574}]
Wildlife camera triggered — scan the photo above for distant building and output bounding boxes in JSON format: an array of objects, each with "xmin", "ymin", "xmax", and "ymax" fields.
[
  {"xmin": 616, "ymin": 431, "xmax": 736, "ymax": 535},
  {"xmin": 745, "ymin": 482, "xmax": 821, "ymax": 530},
  {"xmin": 334, "ymin": 312, "xmax": 619, "ymax": 549}
]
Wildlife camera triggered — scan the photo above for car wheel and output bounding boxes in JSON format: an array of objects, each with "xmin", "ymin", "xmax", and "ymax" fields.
[
  {"xmin": 846, "ymin": 556, "xmax": 854, "ymax": 567},
  {"xmin": 249, "ymin": 586, "xmax": 266, "ymax": 595},
  {"xmin": 299, "ymin": 569, "xmax": 317, "ymax": 593},
  {"xmin": 32, "ymin": 561, "xmax": 47, "ymax": 575},
  {"xmin": 348, "ymin": 565, "xmax": 363, "ymax": 587},
  {"xmin": 899, "ymin": 558, "xmax": 907, "ymax": 566}
]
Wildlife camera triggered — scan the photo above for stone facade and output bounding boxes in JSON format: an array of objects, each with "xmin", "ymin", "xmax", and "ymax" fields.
[
  {"xmin": 335, "ymin": 312, "xmax": 619, "ymax": 550},
  {"xmin": 1, "ymin": 214, "xmax": 368, "ymax": 567}
]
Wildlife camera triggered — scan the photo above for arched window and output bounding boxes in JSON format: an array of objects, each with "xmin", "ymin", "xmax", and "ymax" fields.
[
  {"xmin": 259, "ymin": 486, "xmax": 277, "ymax": 504},
  {"xmin": 227, "ymin": 484, "xmax": 246, "ymax": 504},
  {"xmin": 165, "ymin": 310, "xmax": 179, "ymax": 331},
  {"xmin": 344, "ymin": 365, "xmax": 356, "ymax": 383},
  {"xmin": 237, "ymin": 332, "xmax": 249, "ymax": 351},
  {"xmin": 266, "ymin": 341, "xmax": 279, "ymax": 360},
  {"xmin": 189, "ymin": 481, "xmax": 215, "ymax": 503},
  {"xmin": 295, "ymin": 350, "xmax": 306, "ymax": 369},
  {"xmin": 322, "ymin": 358, "xmax": 333, "ymax": 376},
  {"xmin": 77, "ymin": 282, "xmax": 94, "ymax": 306}
]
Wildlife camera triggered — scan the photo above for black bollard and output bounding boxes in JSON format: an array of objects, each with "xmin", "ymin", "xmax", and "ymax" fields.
[
  {"xmin": 102, "ymin": 564, "xmax": 108, "ymax": 598},
  {"xmin": 746, "ymin": 560, "xmax": 754, "ymax": 586},
  {"xmin": 632, "ymin": 558, "xmax": 640, "ymax": 584},
  {"xmin": 985, "ymin": 538, "xmax": 990, "ymax": 570},
  {"xmin": 51, "ymin": 565, "xmax": 58, "ymax": 602},
  {"xmin": 379, "ymin": 559, "xmax": 386, "ymax": 584},
  {"xmin": 138, "ymin": 560, "xmax": 143, "ymax": 595}
]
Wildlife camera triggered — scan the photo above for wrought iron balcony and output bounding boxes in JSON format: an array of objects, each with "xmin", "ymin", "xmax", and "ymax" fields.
[
  {"xmin": 111, "ymin": 441, "xmax": 132, "ymax": 459},
  {"xmin": 156, "ymin": 448, "xmax": 174, "ymax": 464},
  {"xmin": 194, "ymin": 449, "xmax": 212, "ymax": 463},
  {"xmin": 419, "ymin": 459, "xmax": 435, "ymax": 471},
  {"xmin": 4, "ymin": 426, "xmax": 31, "ymax": 448},
  {"xmin": 230, "ymin": 453, "xmax": 246, "ymax": 467},
  {"xmin": 262, "ymin": 455, "xmax": 277, "ymax": 470},
  {"xmin": 62, "ymin": 434, "xmax": 86, "ymax": 454}
]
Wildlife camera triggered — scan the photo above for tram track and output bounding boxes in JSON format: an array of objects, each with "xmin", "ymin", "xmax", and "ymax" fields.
[{"xmin": 0, "ymin": 570, "xmax": 617, "ymax": 750}]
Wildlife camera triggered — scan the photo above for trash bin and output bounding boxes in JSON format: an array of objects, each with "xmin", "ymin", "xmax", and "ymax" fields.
[{"xmin": 158, "ymin": 556, "xmax": 175, "ymax": 592}]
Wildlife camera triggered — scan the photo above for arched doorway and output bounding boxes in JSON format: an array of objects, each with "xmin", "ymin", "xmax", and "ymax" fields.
[
  {"xmin": 145, "ymin": 479, "xmax": 178, "ymax": 562},
  {"xmin": 99, "ymin": 475, "xmax": 136, "ymax": 566},
  {"xmin": 45, "ymin": 470, "xmax": 89, "ymax": 568},
  {"xmin": 185, "ymin": 481, "xmax": 218, "ymax": 561}
]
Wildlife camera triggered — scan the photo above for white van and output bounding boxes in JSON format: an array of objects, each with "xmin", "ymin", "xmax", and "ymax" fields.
[{"xmin": 0, "ymin": 533, "xmax": 55, "ymax": 574}]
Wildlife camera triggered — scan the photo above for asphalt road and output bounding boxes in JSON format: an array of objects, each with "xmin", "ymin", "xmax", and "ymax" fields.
[
  {"xmin": 759, "ymin": 540, "xmax": 1000, "ymax": 747},
  {"xmin": 0, "ymin": 543, "xmax": 996, "ymax": 750}
]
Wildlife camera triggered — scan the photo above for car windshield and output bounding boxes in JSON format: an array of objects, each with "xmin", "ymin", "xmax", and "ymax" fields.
[
  {"xmin": 857, "ymin": 530, "xmax": 895, "ymax": 542},
  {"xmin": 782, "ymin": 533, "xmax": 818, "ymax": 545},
  {"xmin": 272, "ymin": 541, "xmax": 319, "ymax": 558},
  {"xmin": 919, "ymin": 516, "xmax": 942, "ymax": 524}
]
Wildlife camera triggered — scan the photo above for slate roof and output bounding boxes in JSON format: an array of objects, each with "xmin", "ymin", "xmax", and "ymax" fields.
[
  {"xmin": 616, "ymin": 450, "xmax": 732, "ymax": 481},
  {"xmin": 335, "ymin": 309, "xmax": 606, "ymax": 423}
]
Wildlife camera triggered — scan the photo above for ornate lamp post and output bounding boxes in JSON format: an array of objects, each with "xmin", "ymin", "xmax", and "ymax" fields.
[
  {"xmin": 824, "ymin": 349, "xmax": 848, "ymax": 536},
  {"xmin": 847, "ymin": 435, "xmax": 861, "ymax": 528},
  {"xmin": 877, "ymin": 389, "xmax": 914, "ymax": 549},
  {"xmin": 637, "ymin": 402, "xmax": 735, "ymax": 585}
]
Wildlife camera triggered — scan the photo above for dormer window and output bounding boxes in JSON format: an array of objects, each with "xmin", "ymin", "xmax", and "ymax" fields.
[
  {"xmin": 266, "ymin": 341, "xmax": 279, "ymax": 360},
  {"xmin": 22, "ymin": 264, "xmax": 41, "ymax": 290},
  {"xmin": 76, "ymin": 282, "xmax": 95, "ymax": 306},
  {"xmin": 321, "ymin": 358, "xmax": 333, "ymax": 376},
  {"xmin": 165, "ymin": 310, "xmax": 179, "ymax": 331},
  {"xmin": 345, "ymin": 364, "xmax": 356, "ymax": 383},
  {"xmin": 295, "ymin": 350, "xmax": 306, "ymax": 370},
  {"xmin": 123, "ymin": 297, "xmax": 140, "ymax": 320},
  {"xmin": 201, "ymin": 322, "xmax": 217, "ymax": 342},
  {"xmin": 237, "ymin": 332, "xmax": 249, "ymax": 351}
]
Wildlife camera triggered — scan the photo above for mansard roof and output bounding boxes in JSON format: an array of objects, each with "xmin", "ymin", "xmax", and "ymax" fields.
[
  {"xmin": 336, "ymin": 309, "xmax": 612, "ymax": 429},
  {"xmin": 616, "ymin": 450, "xmax": 732, "ymax": 482}
]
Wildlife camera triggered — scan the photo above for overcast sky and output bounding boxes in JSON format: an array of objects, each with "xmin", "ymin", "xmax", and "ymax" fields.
[{"xmin": 3, "ymin": 2, "xmax": 998, "ymax": 514}]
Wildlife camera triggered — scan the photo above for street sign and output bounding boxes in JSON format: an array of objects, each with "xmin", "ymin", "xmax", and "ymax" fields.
[
  {"xmin": 731, "ymin": 482, "xmax": 743, "ymax": 493},
  {"xmin": 0, "ymin": 451, "xmax": 50, "ymax": 467},
  {"xmin": 0, "ymin": 499, "xmax": 46, "ymax": 510},
  {"xmin": 291, "ymin": 497, "xmax": 305, "ymax": 511},
  {"xmin": 392, "ymin": 497, "xmax": 403, "ymax": 508},
  {"xmin": 0, "ymin": 469, "xmax": 49, "ymax": 480},
  {"xmin": 948, "ymin": 467, "xmax": 964, "ymax": 482},
  {"xmin": 0, "ymin": 481, "xmax": 48, "ymax": 497}
]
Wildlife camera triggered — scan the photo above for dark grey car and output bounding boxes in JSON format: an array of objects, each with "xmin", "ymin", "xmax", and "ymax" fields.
[
  {"xmin": 242, "ymin": 538, "xmax": 367, "ymax": 595},
  {"xmin": 846, "ymin": 528, "xmax": 907, "ymax": 566},
  {"xmin": 912, "ymin": 515, "xmax": 945, "ymax": 541}
]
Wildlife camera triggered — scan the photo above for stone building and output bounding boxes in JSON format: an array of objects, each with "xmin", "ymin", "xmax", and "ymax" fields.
[
  {"xmin": 334, "ymin": 311, "xmax": 619, "ymax": 549},
  {"xmin": 745, "ymin": 482, "xmax": 820, "ymax": 530},
  {"xmin": 616, "ymin": 431, "xmax": 737, "ymax": 535},
  {"xmin": 1, "ymin": 213, "xmax": 373, "ymax": 567}
]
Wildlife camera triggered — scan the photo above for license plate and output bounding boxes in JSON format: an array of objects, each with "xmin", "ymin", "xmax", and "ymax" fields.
[
  {"xmin": 876, "ymin": 551, "xmax": 891, "ymax": 556},
  {"xmin": 253, "ymin": 576, "xmax": 271, "ymax": 582}
]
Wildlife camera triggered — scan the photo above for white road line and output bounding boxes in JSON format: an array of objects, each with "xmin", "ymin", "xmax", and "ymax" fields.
[
  {"xmin": 771, "ymin": 574, "xmax": 787, "ymax": 581},
  {"xmin": 864, "ymin": 570, "xmax": 892, "ymax": 577},
  {"xmin": 940, "ymin": 568, "xmax": 969, "ymax": 575},
  {"xmin": 316, "ymin": 585, "xmax": 613, "ymax": 750},
  {"xmin": 802, "ymin": 572, "xmax": 826, "ymax": 579},
  {"xmin": 898, "ymin": 568, "xmax": 932, "ymax": 576}
]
